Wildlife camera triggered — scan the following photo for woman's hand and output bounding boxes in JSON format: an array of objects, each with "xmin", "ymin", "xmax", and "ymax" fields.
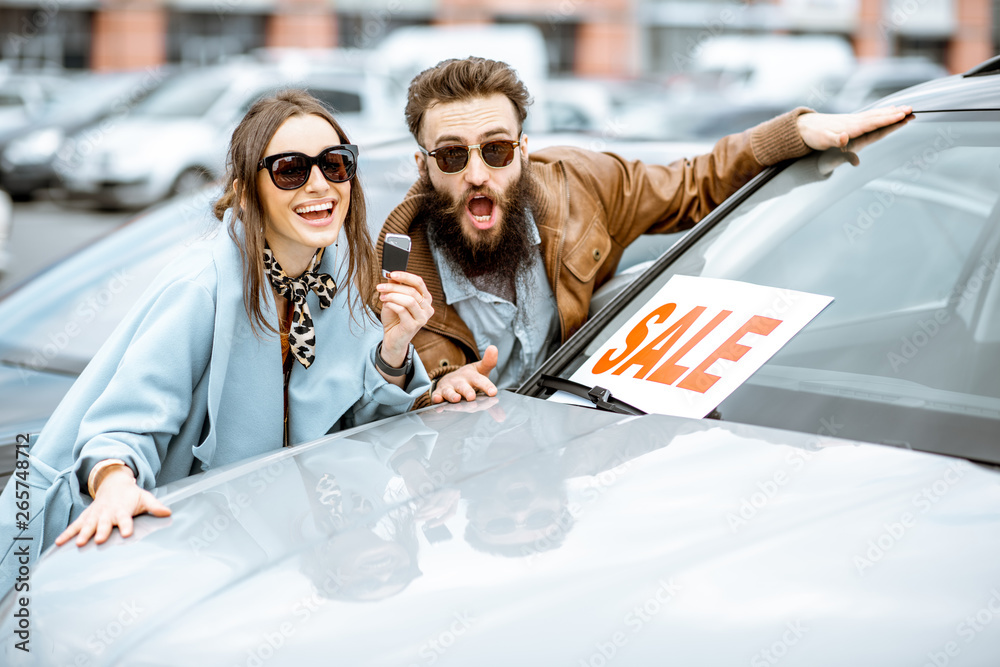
[
  {"xmin": 376, "ymin": 271, "xmax": 433, "ymax": 375},
  {"xmin": 55, "ymin": 465, "xmax": 171, "ymax": 548}
]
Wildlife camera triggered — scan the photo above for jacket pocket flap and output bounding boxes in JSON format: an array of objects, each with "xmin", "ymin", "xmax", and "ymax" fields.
[{"xmin": 564, "ymin": 215, "xmax": 611, "ymax": 283}]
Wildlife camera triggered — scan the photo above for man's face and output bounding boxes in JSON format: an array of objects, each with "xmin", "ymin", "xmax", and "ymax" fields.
[{"xmin": 417, "ymin": 94, "xmax": 529, "ymax": 247}]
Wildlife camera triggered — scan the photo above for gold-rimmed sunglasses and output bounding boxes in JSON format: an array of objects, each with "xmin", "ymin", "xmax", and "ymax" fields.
[{"xmin": 419, "ymin": 139, "xmax": 521, "ymax": 175}]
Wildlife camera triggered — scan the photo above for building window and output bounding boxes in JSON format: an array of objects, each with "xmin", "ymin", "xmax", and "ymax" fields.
[
  {"xmin": 166, "ymin": 11, "xmax": 266, "ymax": 65},
  {"xmin": 337, "ymin": 14, "xmax": 428, "ymax": 50},
  {"xmin": 895, "ymin": 36, "xmax": 948, "ymax": 66},
  {"xmin": 496, "ymin": 17, "xmax": 577, "ymax": 75},
  {"xmin": 0, "ymin": 8, "xmax": 92, "ymax": 69}
]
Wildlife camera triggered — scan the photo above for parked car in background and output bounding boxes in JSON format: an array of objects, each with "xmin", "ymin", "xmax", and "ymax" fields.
[
  {"xmin": 0, "ymin": 68, "xmax": 167, "ymax": 200},
  {"xmin": 54, "ymin": 58, "xmax": 406, "ymax": 209},
  {"xmin": 618, "ymin": 96, "xmax": 791, "ymax": 142},
  {"xmin": 684, "ymin": 34, "xmax": 856, "ymax": 107},
  {"xmin": 823, "ymin": 57, "xmax": 950, "ymax": 113},
  {"xmin": 0, "ymin": 189, "xmax": 10, "ymax": 277},
  {"xmin": 619, "ymin": 34, "xmax": 857, "ymax": 143},
  {"xmin": 2, "ymin": 55, "xmax": 1000, "ymax": 667},
  {"xmin": 543, "ymin": 77, "xmax": 668, "ymax": 134},
  {"xmin": 626, "ymin": 54, "xmax": 949, "ymax": 143},
  {"xmin": 0, "ymin": 70, "xmax": 68, "ymax": 134}
]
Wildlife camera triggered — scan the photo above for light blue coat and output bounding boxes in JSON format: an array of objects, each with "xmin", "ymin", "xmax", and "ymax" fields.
[{"xmin": 0, "ymin": 222, "xmax": 429, "ymax": 592}]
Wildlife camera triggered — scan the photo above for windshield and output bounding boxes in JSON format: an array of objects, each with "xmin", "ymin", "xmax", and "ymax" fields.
[
  {"xmin": 554, "ymin": 111, "xmax": 1000, "ymax": 460},
  {"xmin": 133, "ymin": 70, "xmax": 230, "ymax": 118},
  {"xmin": 37, "ymin": 73, "xmax": 153, "ymax": 125}
]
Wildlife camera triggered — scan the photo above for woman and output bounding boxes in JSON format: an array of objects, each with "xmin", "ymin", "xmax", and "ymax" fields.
[{"xmin": 0, "ymin": 90, "xmax": 432, "ymax": 589}]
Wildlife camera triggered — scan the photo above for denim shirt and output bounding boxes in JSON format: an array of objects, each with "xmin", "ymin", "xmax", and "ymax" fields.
[{"xmin": 430, "ymin": 215, "xmax": 560, "ymax": 390}]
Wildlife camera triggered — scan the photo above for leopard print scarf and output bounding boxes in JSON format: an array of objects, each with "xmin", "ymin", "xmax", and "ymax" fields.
[{"xmin": 263, "ymin": 244, "xmax": 337, "ymax": 369}]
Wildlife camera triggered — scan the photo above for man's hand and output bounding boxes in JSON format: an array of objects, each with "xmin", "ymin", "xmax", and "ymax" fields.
[
  {"xmin": 432, "ymin": 345, "xmax": 499, "ymax": 403},
  {"xmin": 797, "ymin": 105, "xmax": 913, "ymax": 151},
  {"xmin": 414, "ymin": 488, "xmax": 461, "ymax": 525},
  {"xmin": 55, "ymin": 465, "xmax": 171, "ymax": 548},
  {"xmin": 816, "ymin": 113, "xmax": 911, "ymax": 176}
]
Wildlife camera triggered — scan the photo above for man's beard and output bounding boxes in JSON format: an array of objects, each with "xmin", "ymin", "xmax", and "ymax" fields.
[{"xmin": 422, "ymin": 162, "xmax": 536, "ymax": 297}]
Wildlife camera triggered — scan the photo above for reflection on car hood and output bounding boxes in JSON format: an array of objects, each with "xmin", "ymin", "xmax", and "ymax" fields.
[{"xmin": 3, "ymin": 392, "xmax": 1000, "ymax": 665}]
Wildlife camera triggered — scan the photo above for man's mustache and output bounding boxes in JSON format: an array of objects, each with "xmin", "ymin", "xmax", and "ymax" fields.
[{"xmin": 452, "ymin": 186, "xmax": 503, "ymax": 214}]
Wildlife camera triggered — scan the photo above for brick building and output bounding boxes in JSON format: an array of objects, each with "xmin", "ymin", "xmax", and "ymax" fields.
[{"xmin": 0, "ymin": 0, "xmax": 993, "ymax": 75}]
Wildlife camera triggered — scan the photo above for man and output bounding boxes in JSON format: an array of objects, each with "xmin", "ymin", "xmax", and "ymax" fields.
[{"xmin": 377, "ymin": 57, "xmax": 911, "ymax": 406}]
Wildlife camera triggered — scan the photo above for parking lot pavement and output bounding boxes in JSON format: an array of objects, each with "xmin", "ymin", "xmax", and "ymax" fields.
[{"xmin": 0, "ymin": 198, "xmax": 130, "ymax": 294}]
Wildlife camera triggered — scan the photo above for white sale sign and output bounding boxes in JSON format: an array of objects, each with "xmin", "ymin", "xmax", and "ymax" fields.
[{"xmin": 563, "ymin": 275, "xmax": 833, "ymax": 417}]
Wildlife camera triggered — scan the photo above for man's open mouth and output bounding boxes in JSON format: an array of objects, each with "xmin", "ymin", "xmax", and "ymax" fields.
[
  {"xmin": 466, "ymin": 195, "xmax": 496, "ymax": 230},
  {"xmin": 295, "ymin": 201, "xmax": 334, "ymax": 222}
]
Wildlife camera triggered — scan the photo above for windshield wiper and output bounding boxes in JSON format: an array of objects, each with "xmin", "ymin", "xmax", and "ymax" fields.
[{"xmin": 535, "ymin": 375, "xmax": 646, "ymax": 416}]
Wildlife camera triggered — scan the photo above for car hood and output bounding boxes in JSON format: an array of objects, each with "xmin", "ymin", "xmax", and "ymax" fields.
[{"xmin": 3, "ymin": 392, "xmax": 1000, "ymax": 665}]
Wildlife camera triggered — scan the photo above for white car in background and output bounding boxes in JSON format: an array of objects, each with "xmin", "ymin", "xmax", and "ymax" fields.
[
  {"xmin": 687, "ymin": 34, "xmax": 856, "ymax": 107},
  {"xmin": 55, "ymin": 59, "xmax": 406, "ymax": 209},
  {"xmin": 824, "ymin": 57, "xmax": 950, "ymax": 113},
  {"xmin": 0, "ymin": 71, "xmax": 68, "ymax": 133}
]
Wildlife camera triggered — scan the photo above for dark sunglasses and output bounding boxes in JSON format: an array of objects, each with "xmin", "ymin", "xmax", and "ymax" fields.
[
  {"xmin": 257, "ymin": 144, "xmax": 359, "ymax": 190},
  {"xmin": 419, "ymin": 139, "xmax": 520, "ymax": 175}
]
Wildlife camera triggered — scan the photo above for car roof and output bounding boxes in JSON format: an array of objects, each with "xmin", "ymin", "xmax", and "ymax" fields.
[{"xmin": 868, "ymin": 57, "xmax": 1000, "ymax": 111}]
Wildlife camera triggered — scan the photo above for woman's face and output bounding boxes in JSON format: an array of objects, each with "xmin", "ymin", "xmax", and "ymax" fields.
[{"xmin": 257, "ymin": 113, "xmax": 351, "ymax": 274}]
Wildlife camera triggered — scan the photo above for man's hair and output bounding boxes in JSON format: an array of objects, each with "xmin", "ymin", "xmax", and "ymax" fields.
[{"xmin": 405, "ymin": 57, "xmax": 533, "ymax": 143}]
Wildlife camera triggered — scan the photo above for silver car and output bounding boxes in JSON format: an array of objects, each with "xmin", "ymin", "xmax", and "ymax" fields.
[
  {"xmin": 55, "ymin": 60, "xmax": 405, "ymax": 209},
  {"xmin": 2, "ymin": 59, "xmax": 1000, "ymax": 665}
]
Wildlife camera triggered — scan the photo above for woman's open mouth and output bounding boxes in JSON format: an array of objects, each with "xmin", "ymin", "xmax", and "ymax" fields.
[{"xmin": 294, "ymin": 200, "xmax": 335, "ymax": 225}]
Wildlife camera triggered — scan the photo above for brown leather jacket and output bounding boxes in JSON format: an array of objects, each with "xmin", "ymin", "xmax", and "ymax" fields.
[{"xmin": 377, "ymin": 108, "xmax": 812, "ymax": 397}]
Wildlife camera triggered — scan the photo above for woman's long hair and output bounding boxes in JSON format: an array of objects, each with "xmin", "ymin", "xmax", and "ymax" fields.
[{"xmin": 213, "ymin": 89, "xmax": 377, "ymax": 336}]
